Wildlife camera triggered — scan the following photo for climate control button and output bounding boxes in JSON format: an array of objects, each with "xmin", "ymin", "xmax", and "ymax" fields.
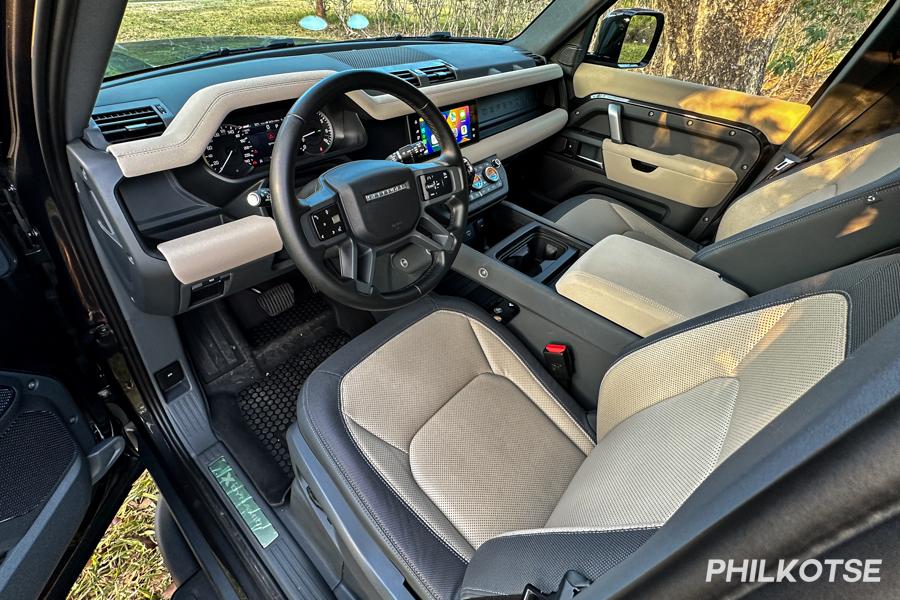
[
  {"xmin": 484, "ymin": 166, "xmax": 501, "ymax": 183},
  {"xmin": 471, "ymin": 173, "xmax": 485, "ymax": 191}
]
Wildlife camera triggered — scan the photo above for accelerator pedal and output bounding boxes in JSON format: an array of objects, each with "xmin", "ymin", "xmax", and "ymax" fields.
[{"xmin": 256, "ymin": 283, "xmax": 295, "ymax": 318}]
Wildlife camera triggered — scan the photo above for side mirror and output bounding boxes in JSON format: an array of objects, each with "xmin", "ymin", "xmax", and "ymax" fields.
[{"xmin": 593, "ymin": 9, "xmax": 664, "ymax": 68}]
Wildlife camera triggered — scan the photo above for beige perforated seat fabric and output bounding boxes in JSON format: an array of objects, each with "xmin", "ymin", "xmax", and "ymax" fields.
[
  {"xmin": 297, "ymin": 258, "xmax": 900, "ymax": 599},
  {"xmin": 339, "ymin": 309, "xmax": 594, "ymax": 557},
  {"xmin": 714, "ymin": 132, "xmax": 900, "ymax": 240}
]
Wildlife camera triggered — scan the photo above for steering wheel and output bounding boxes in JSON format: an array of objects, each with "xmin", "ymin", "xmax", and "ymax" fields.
[{"xmin": 270, "ymin": 70, "xmax": 468, "ymax": 311}]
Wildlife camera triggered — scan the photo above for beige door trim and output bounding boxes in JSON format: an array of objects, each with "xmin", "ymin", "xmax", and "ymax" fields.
[
  {"xmin": 574, "ymin": 64, "xmax": 810, "ymax": 145},
  {"xmin": 602, "ymin": 140, "xmax": 737, "ymax": 208}
]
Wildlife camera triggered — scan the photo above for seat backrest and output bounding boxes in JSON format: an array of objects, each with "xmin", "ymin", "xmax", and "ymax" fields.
[
  {"xmin": 544, "ymin": 254, "xmax": 900, "ymax": 532},
  {"xmin": 716, "ymin": 131, "xmax": 900, "ymax": 241},
  {"xmin": 694, "ymin": 130, "xmax": 900, "ymax": 293},
  {"xmin": 458, "ymin": 256, "xmax": 900, "ymax": 599}
]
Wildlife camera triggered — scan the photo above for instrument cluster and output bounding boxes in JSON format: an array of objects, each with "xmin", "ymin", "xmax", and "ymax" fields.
[{"xmin": 202, "ymin": 109, "xmax": 337, "ymax": 179}]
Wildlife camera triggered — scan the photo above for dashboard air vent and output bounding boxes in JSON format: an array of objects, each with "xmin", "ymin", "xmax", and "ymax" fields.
[
  {"xmin": 420, "ymin": 63, "xmax": 456, "ymax": 84},
  {"xmin": 389, "ymin": 69, "xmax": 420, "ymax": 87},
  {"xmin": 520, "ymin": 51, "xmax": 547, "ymax": 65},
  {"xmin": 92, "ymin": 106, "xmax": 166, "ymax": 144}
]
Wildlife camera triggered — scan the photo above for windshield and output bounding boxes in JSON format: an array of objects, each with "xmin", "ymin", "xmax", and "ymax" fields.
[{"xmin": 106, "ymin": 0, "xmax": 554, "ymax": 78}]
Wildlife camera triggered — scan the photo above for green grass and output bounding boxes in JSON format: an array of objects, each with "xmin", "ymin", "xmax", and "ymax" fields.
[
  {"xmin": 107, "ymin": 0, "xmax": 548, "ymax": 77},
  {"xmin": 70, "ymin": 472, "xmax": 174, "ymax": 600},
  {"xmin": 116, "ymin": 0, "xmax": 341, "ymax": 41}
]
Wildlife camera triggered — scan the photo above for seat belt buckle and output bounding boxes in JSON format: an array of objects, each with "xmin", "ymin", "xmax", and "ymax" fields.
[{"xmin": 543, "ymin": 343, "xmax": 573, "ymax": 386}]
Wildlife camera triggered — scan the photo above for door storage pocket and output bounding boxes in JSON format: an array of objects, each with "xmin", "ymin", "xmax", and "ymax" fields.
[{"xmin": 602, "ymin": 139, "xmax": 737, "ymax": 208}]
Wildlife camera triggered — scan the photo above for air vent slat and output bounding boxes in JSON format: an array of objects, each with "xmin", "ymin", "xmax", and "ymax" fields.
[
  {"xmin": 420, "ymin": 63, "xmax": 456, "ymax": 84},
  {"xmin": 91, "ymin": 106, "xmax": 166, "ymax": 144},
  {"xmin": 389, "ymin": 69, "xmax": 419, "ymax": 86},
  {"xmin": 519, "ymin": 51, "xmax": 547, "ymax": 65}
]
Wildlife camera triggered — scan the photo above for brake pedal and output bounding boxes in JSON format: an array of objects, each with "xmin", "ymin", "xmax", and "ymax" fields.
[{"xmin": 256, "ymin": 283, "xmax": 295, "ymax": 317}]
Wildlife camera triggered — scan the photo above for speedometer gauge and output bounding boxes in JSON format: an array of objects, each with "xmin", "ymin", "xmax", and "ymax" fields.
[
  {"xmin": 203, "ymin": 124, "xmax": 254, "ymax": 178},
  {"xmin": 300, "ymin": 111, "xmax": 335, "ymax": 155}
]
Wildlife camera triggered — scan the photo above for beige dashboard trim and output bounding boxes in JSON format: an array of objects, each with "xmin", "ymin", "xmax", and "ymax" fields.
[
  {"xmin": 107, "ymin": 64, "xmax": 563, "ymax": 177},
  {"xmin": 157, "ymin": 215, "xmax": 283, "ymax": 284},
  {"xmin": 463, "ymin": 108, "xmax": 567, "ymax": 162}
]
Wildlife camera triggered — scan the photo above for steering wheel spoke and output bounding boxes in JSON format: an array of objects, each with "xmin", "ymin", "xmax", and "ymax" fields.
[
  {"xmin": 338, "ymin": 238, "xmax": 377, "ymax": 296},
  {"xmin": 408, "ymin": 212, "xmax": 455, "ymax": 253}
]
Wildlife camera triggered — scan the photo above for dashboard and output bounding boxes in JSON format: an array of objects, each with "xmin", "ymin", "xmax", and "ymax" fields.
[{"xmin": 75, "ymin": 42, "xmax": 568, "ymax": 315}]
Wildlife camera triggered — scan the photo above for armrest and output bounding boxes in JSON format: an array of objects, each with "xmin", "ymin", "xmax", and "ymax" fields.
[{"xmin": 555, "ymin": 235, "xmax": 747, "ymax": 336}]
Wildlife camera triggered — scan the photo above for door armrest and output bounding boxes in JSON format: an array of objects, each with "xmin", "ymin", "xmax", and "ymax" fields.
[{"xmin": 556, "ymin": 235, "xmax": 747, "ymax": 336}]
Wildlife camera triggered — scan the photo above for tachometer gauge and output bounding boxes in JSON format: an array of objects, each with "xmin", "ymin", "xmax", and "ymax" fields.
[
  {"xmin": 203, "ymin": 124, "xmax": 254, "ymax": 178},
  {"xmin": 300, "ymin": 111, "xmax": 335, "ymax": 155}
]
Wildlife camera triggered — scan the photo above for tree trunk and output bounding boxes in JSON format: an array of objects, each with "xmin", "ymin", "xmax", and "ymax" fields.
[
  {"xmin": 316, "ymin": 0, "xmax": 326, "ymax": 18},
  {"xmin": 652, "ymin": 0, "xmax": 796, "ymax": 95}
]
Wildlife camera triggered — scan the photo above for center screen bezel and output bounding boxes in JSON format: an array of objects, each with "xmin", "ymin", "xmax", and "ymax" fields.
[{"xmin": 409, "ymin": 103, "xmax": 478, "ymax": 155}]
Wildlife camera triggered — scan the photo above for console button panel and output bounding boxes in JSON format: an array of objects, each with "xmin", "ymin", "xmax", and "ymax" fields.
[{"xmin": 468, "ymin": 155, "xmax": 507, "ymax": 210}]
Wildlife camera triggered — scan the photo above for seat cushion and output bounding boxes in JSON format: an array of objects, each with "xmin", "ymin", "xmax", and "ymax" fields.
[
  {"xmin": 544, "ymin": 195, "xmax": 698, "ymax": 258},
  {"xmin": 297, "ymin": 296, "xmax": 594, "ymax": 600}
]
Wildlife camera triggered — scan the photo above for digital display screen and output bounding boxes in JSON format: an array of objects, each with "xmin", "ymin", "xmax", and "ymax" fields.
[{"xmin": 412, "ymin": 104, "xmax": 478, "ymax": 154}]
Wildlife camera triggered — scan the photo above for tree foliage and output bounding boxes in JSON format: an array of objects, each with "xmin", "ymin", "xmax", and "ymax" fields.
[{"xmin": 612, "ymin": 0, "xmax": 887, "ymax": 102}]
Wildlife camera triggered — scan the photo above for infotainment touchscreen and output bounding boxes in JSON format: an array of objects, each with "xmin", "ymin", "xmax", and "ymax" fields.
[{"xmin": 411, "ymin": 104, "xmax": 478, "ymax": 154}]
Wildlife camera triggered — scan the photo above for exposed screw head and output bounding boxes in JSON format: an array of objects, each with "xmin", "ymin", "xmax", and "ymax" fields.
[
  {"xmin": 729, "ymin": 130, "xmax": 736, "ymax": 136},
  {"xmin": 687, "ymin": 119, "xmax": 694, "ymax": 126},
  {"xmin": 649, "ymin": 111, "xmax": 655, "ymax": 117},
  {"xmin": 741, "ymin": 165, "xmax": 748, "ymax": 170},
  {"xmin": 26, "ymin": 380, "xmax": 37, "ymax": 390},
  {"xmin": 866, "ymin": 194, "xmax": 877, "ymax": 203},
  {"xmin": 477, "ymin": 267, "xmax": 489, "ymax": 279}
]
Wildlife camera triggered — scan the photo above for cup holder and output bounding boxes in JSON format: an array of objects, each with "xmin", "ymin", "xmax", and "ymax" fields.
[{"xmin": 494, "ymin": 226, "xmax": 580, "ymax": 284}]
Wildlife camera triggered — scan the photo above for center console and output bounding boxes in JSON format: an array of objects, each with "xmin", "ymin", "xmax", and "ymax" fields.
[
  {"xmin": 466, "ymin": 202, "xmax": 590, "ymax": 287},
  {"xmin": 449, "ymin": 201, "xmax": 637, "ymax": 409}
]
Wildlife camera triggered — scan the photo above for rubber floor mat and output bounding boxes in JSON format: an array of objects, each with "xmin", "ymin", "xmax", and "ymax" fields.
[
  {"xmin": 247, "ymin": 293, "xmax": 331, "ymax": 348},
  {"xmin": 237, "ymin": 330, "xmax": 350, "ymax": 476}
]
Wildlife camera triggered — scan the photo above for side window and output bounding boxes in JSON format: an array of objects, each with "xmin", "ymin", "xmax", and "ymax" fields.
[{"xmin": 589, "ymin": 0, "xmax": 889, "ymax": 103}]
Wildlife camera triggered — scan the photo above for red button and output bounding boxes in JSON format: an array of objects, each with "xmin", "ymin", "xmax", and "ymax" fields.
[{"xmin": 545, "ymin": 343, "xmax": 567, "ymax": 354}]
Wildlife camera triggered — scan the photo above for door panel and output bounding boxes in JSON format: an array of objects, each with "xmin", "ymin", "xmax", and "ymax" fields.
[
  {"xmin": 573, "ymin": 64, "xmax": 810, "ymax": 145},
  {"xmin": 528, "ymin": 63, "xmax": 796, "ymax": 234},
  {"xmin": 0, "ymin": 372, "xmax": 96, "ymax": 599},
  {"xmin": 601, "ymin": 139, "xmax": 737, "ymax": 208}
]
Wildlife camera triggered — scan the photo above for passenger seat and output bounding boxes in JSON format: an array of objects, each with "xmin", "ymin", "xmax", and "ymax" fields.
[{"xmin": 546, "ymin": 131, "xmax": 900, "ymax": 294}]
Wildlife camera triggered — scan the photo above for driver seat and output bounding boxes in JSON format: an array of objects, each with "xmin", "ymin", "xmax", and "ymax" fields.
[{"xmin": 293, "ymin": 255, "xmax": 900, "ymax": 599}]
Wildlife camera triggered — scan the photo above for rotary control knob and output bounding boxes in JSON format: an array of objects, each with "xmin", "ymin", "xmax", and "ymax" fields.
[
  {"xmin": 471, "ymin": 173, "xmax": 485, "ymax": 191},
  {"xmin": 246, "ymin": 187, "xmax": 271, "ymax": 208},
  {"xmin": 484, "ymin": 166, "xmax": 501, "ymax": 183}
]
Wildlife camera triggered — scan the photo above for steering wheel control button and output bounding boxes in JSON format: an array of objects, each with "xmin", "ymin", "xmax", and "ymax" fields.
[
  {"xmin": 311, "ymin": 205, "xmax": 344, "ymax": 241},
  {"xmin": 420, "ymin": 170, "xmax": 452, "ymax": 200},
  {"xmin": 484, "ymin": 166, "xmax": 500, "ymax": 183}
]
